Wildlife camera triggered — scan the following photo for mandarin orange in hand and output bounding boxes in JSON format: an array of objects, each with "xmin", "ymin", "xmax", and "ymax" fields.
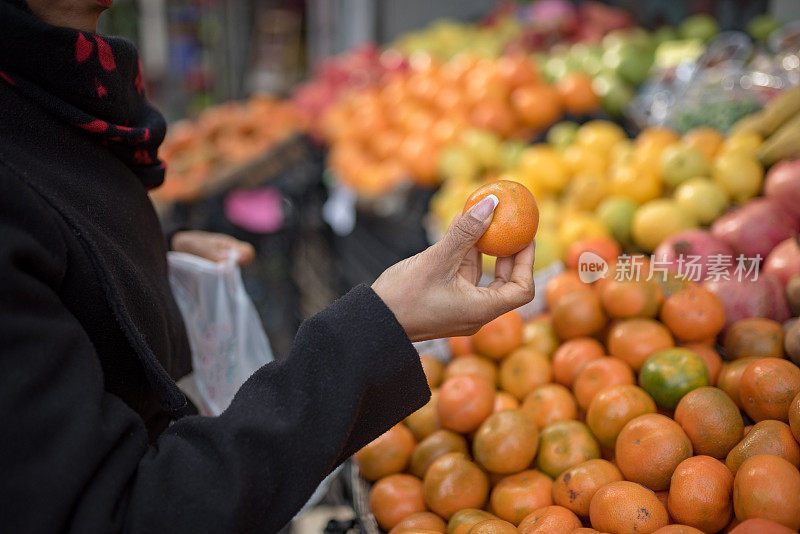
[{"xmin": 462, "ymin": 180, "xmax": 538, "ymax": 257}]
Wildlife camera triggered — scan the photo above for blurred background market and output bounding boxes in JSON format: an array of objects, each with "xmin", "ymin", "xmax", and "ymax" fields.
[{"xmin": 103, "ymin": 1, "xmax": 800, "ymax": 531}]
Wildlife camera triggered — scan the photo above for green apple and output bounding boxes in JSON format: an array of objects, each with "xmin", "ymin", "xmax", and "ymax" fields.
[
  {"xmin": 460, "ymin": 129, "xmax": 503, "ymax": 170},
  {"xmin": 543, "ymin": 55, "xmax": 569, "ymax": 83},
  {"xmin": 592, "ymin": 72, "xmax": 634, "ymax": 116},
  {"xmin": 747, "ymin": 14, "xmax": 781, "ymax": 42},
  {"xmin": 602, "ymin": 28, "xmax": 653, "ymax": 50},
  {"xmin": 653, "ymin": 39, "xmax": 705, "ymax": 69},
  {"xmin": 597, "ymin": 196, "xmax": 638, "ymax": 245},
  {"xmin": 546, "ymin": 121, "xmax": 580, "ymax": 150},
  {"xmin": 673, "ymin": 177, "xmax": 729, "ymax": 225},
  {"xmin": 652, "ymin": 26, "xmax": 679, "ymax": 46},
  {"xmin": 500, "ymin": 141, "xmax": 526, "ymax": 170},
  {"xmin": 569, "ymin": 43, "xmax": 604, "ymax": 76},
  {"xmin": 602, "ymin": 43, "xmax": 654, "ymax": 85},
  {"xmin": 580, "ymin": 47, "xmax": 604, "ymax": 76},
  {"xmin": 679, "ymin": 14, "xmax": 720, "ymax": 43},
  {"xmin": 660, "ymin": 145, "xmax": 710, "ymax": 188},
  {"xmin": 437, "ymin": 146, "xmax": 480, "ymax": 180}
]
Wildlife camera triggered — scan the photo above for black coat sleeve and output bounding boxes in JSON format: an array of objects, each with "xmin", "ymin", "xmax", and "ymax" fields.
[{"xmin": 0, "ymin": 198, "xmax": 430, "ymax": 533}]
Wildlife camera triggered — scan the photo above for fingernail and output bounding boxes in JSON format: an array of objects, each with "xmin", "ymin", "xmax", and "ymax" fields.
[{"xmin": 469, "ymin": 194, "xmax": 499, "ymax": 221}]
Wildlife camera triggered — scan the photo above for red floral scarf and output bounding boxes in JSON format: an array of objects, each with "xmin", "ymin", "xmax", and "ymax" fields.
[{"xmin": 0, "ymin": 0, "xmax": 167, "ymax": 188}]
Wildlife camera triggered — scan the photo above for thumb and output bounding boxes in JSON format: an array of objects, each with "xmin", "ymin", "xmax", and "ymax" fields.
[{"xmin": 437, "ymin": 194, "xmax": 499, "ymax": 259}]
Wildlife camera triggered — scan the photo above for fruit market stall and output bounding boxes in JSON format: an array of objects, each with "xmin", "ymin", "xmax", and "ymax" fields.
[{"xmin": 132, "ymin": 2, "xmax": 800, "ymax": 531}]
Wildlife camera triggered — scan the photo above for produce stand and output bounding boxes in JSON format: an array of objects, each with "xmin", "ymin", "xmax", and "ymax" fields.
[{"xmin": 141, "ymin": 1, "xmax": 800, "ymax": 532}]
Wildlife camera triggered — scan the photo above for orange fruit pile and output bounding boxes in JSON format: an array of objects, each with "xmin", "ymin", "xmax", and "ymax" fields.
[
  {"xmin": 156, "ymin": 95, "xmax": 308, "ymax": 202},
  {"xmin": 355, "ymin": 266, "xmax": 800, "ymax": 533},
  {"xmin": 323, "ymin": 54, "xmax": 598, "ymax": 196}
]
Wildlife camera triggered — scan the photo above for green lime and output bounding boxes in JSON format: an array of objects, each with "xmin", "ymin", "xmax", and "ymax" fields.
[{"xmin": 639, "ymin": 348, "xmax": 710, "ymax": 410}]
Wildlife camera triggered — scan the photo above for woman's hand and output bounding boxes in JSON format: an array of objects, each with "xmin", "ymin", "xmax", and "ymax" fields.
[
  {"xmin": 171, "ymin": 231, "xmax": 256, "ymax": 266},
  {"xmin": 372, "ymin": 195, "xmax": 535, "ymax": 342}
]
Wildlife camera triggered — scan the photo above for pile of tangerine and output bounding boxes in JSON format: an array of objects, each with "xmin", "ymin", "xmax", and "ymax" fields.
[
  {"xmin": 323, "ymin": 53, "xmax": 599, "ymax": 196},
  {"xmin": 355, "ymin": 261, "xmax": 800, "ymax": 534}
]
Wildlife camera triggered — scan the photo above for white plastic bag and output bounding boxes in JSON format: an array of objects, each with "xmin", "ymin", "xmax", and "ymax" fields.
[{"xmin": 168, "ymin": 251, "xmax": 274, "ymax": 416}]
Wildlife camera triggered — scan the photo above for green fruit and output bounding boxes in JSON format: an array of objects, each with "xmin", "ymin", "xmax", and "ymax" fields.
[
  {"xmin": 536, "ymin": 421, "xmax": 600, "ymax": 479},
  {"xmin": 602, "ymin": 28, "xmax": 653, "ymax": 50},
  {"xmin": 602, "ymin": 43, "xmax": 653, "ymax": 85},
  {"xmin": 597, "ymin": 196, "xmax": 638, "ymax": 244},
  {"xmin": 679, "ymin": 14, "xmax": 720, "ymax": 43},
  {"xmin": 460, "ymin": 129, "xmax": 503, "ymax": 169},
  {"xmin": 673, "ymin": 177, "xmax": 729, "ymax": 225},
  {"xmin": 747, "ymin": 14, "xmax": 781, "ymax": 42},
  {"xmin": 437, "ymin": 146, "xmax": 480, "ymax": 180},
  {"xmin": 532, "ymin": 231, "xmax": 562, "ymax": 272},
  {"xmin": 660, "ymin": 145, "xmax": 710, "ymax": 188},
  {"xmin": 500, "ymin": 141, "xmax": 526, "ymax": 170},
  {"xmin": 592, "ymin": 72, "xmax": 634, "ymax": 116},
  {"xmin": 543, "ymin": 55, "xmax": 569, "ymax": 83},
  {"xmin": 652, "ymin": 26, "xmax": 679, "ymax": 46},
  {"xmin": 639, "ymin": 348, "xmax": 710, "ymax": 410},
  {"xmin": 547, "ymin": 121, "xmax": 580, "ymax": 150},
  {"xmin": 570, "ymin": 43, "xmax": 604, "ymax": 76}
]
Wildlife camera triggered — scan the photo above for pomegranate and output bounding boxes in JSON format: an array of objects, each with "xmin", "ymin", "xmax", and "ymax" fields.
[
  {"xmin": 653, "ymin": 230, "xmax": 735, "ymax": 281},
  {"xmin": 704, "ymin": 273, "xmax": 791, "ymax": 332},
  {"xmin": 764, "ymin": 159, "xmax": 800, "ymax": 219},
  {"xmin": 764, "ymin": 236, "xmax": 800, "ymax": 286},
  {"xmin": 711, "ymin": 198, "xmax": 800, "ymax": 259}
]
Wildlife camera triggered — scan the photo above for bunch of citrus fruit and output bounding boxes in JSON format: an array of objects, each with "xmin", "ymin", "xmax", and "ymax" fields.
[
  {"xmin": 354, "ymin": 264, "xmax": 800, "ymax": 534},
  {"xmin": 431, "ymin": 121, "xmax": 765, "ymax": 270},
  {"xmin": 323, "ymin": 53, "xmax": 600, "ymax": 197},
  {"xmin": 156, "ymin": 95, "xmax": 309, "ymax": 203}
]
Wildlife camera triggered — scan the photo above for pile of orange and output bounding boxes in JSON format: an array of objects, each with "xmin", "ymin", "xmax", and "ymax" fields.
[
  {"xmin": 355, "ymin": 265, "xmax": 800, "ymax": 534},
  {"xmin": 155, "ymin": 95, "xmax": 308, "ymax": 203},
  {"xmin": 323, "ymin": 54, "xmax": 599, "ymax": 196}
]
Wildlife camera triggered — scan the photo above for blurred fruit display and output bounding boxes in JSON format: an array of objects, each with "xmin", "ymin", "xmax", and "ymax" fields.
[
  {"xmin": 430, "ymin": 119, "xmax": 772, "ymax": 269},
  {"xmin": 154, "ymin": 2, "xmax": 800, "ymax": 208},
  {"xmin": 155, "ymin": 95, "xmax": 309, "ymax": 203},
  {"xmin": 322, "ymin": 53, "xmax": 601, "ymax": 197},
  {"xmin": 291, "ymin": 44, "xmax": 409, "ymax": 138}
]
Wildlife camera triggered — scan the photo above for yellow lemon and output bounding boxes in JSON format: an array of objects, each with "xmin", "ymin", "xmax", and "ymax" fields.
[
  {"xmin": 533, "ymin": 230, "xmax": 563, "ymax": 271},
  {"xmin": 610, "ymin": 138, "xmax": 636, "ymax": 167},
  {"xmin": 536, "ymin": 197, "xmax": 562, "ymax": 230},
  {"xmin": 558, "ymin": 211, "xmax": 610, "ymax": 250},
  {"xmin": 564, "ymin": 172, "xmax": 609, "ymax": 211},
  {"xmin": 576, "ymin": 120, "xmax": 627, "ymax": 153},
  {"xmin": 719, "ymin": 131, "xmax": 763, "ymax": 157},
  {"xmin": 609, "ymin": 165, "xmax": 662, "ymax": 204},
  {"xmin": 673, "ymin": 177, "xmax": 729, "ymax": 225},
  {"xmin": 518, "ymin": 145, "xmax": 570, "ymax": 194},
  {"xmin": 712, "ymin": 151, "xmax": 764, "ymax": 203},
  {"xmin": 563, "ymin": 144, "xmax": 609, "ymax": 175},
  {"xmin": 632, "ymin": 199, "xmax": 697, "ymax": 252}
]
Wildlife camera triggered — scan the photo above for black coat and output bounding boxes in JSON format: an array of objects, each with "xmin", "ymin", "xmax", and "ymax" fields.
[{"xmin": 0, "ymin": 81, "xmax": 430, "ymax": 533}]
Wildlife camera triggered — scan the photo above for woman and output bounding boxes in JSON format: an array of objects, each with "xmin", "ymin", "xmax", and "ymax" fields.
[{"xmin": 0, "ymin": 0, "xmax": 535, "ymax": 532}]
